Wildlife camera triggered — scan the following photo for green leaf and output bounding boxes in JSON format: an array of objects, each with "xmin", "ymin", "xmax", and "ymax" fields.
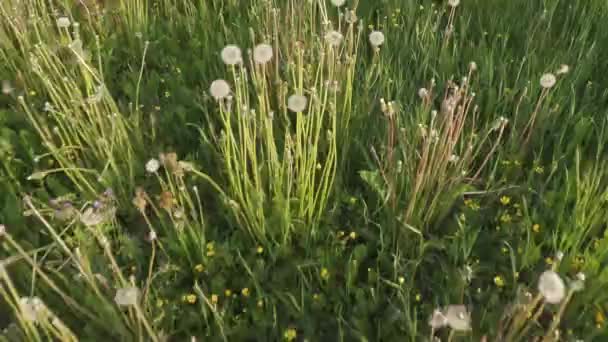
[{"xmin": 358, "ymin": 170, "xmax": 386, "ymax": 199}]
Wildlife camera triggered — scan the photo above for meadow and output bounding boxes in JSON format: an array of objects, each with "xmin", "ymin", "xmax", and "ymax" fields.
[{"xmin": 1, "ymin": 0, "xmax": 607, "ymax": 340}]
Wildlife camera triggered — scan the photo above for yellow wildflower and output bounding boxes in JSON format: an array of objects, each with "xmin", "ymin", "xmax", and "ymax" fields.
[
  {"xmin": 494, "ymin": 275, "xmax": 505, "ymax": 287},
  {"xmin": 398, "ymin": 276, "xmax": 405, "ymax": 285},
  {"xmin": 320, "ymin": 268, "xmax": 330, "ymax": 280},
  {"xmin": 500, "ymin": 196, "xmax": 511, "ymax": 205},
  {"xmin": 256, "ymin": 246, "xmax": 264, "ymax": 254},
  {"xmin": 284, "ymin": 328, "xmax": 297, "ymax": 341},
  {"xmin": 225, "ymin": 289, "xmax": 232, "ymax": 297},
  {"xmin": 596, "ymin": 310, "xmax": 605, "ymax": 326},
  {"xmin": 534, "ymin": 166, "xmax": 544, "ymax": 174},
  {"xmin": 241, "ymin": 288, "xmax": 250, "ymax": 297},
  {"xmin": 500, "ymin": 213, "xmax": 512, "ymax": 223},
  {"xmin": 415, "ymin": 293, "xmax": 422, "ymax": 302},
  {"xmin": 211, "ymin": 294, "xmax": 218, "ymax": 304},
  {"xmin": 337, "ymin": 231, "xmax": 345, "ymax": 238},
  {"xmin": 545, "ymin": 257, "xmax": 554, "ymax": 265},
  {"xmin": 349, "ymin": 231, "xmax": 357, "ymax": 239},
  {"xmin": 194, "ymin": 264, "xmax": 204, "ymax": 273},
  {"xmin": 184, "ymin": 294, "xmax": 197, "ymax": 304},
  {"xmin": 257, "ymin": 300, "xmax": 264, "ymax": 307},
  {"xmin": 532, "ymin": 223, "xmax": 541, "ymax": 233}
]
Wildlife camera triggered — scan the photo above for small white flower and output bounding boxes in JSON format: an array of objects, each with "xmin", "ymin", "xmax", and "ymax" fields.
[
  {"xmin": 448, "ymin": 0, "xmax": 461, "ymax": 7},
  {"xmin": 445, "ymin": 305, "xmax": 471, "ymax": 331},
  {"xmin": 538, "ymin": 270, "xmax": 566, "ymax": 304},
  {"xmin": 556, "ymin": 251, "xmax": 564, "ymax": 261},
  {"xmin": 469, "ymin": 61, "xmax": 478, "ymax": 71},
  {"xmin": 56, "ymin": 17, "xmax": 71, "ymax": 28},
  {"xmin": 220, "ymin": 45, "xmax": 242, "ymax": 65},
  {"xmin": 325, "ymin": 30, "xmax": 344, "ymax": 47},
  {"xmin": 145, "ymin": 158, "xmax": 160, "ymax": 173},
  {"xmin": 540, "ymin": 73, "xmax": 557, "ymax": 89},
  {"xmin": 556, "ymin": 64, "xmax": 570, "ymax": 75},
  {"xmin": 209, "ymin": 79, "xmax": 231, "ymax": 101},
  {"xmin": 114, "ymin": 287, "xmax": 140, "ymax": 307},
  {"xmin": 330, "ymin": 0, "xmax": 346, "ymax": 6},
  {"xmin": 287, "ymin": 94, "xmax": 308, "ymax": 112},
  {"xmin": 253, "ymin": 44, "xmax": 273, "ymax": 64},
  {"xmin": 429, "ymin": 309, "xmax": 448, "ymax": 329},
  {"xmin": 369, "ymin": 31, "xmax": 385, "ymax": 47}
]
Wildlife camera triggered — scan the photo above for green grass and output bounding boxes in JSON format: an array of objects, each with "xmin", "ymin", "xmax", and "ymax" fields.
[{"xmin": 1, "ymin": 0, "xmax": 608, "ymax": 340}]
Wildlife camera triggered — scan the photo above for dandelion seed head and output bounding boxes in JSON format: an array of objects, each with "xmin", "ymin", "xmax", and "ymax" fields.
[
  {"xmin": 287, "ymin": 94, "xmax": 308, "ymax": 112},
  {"xmin": 448, "ymin": 0, "xmax": 461, "ymax": 7},
  {"xmin": 114, "ymin": 287, "xmax": 140, "ymax": 307},
  {"xmin": 429, "ymin": 309, "xmax": 448, "ymax": 329},
  {"xmin": 325, "ymin": 30, "xmax": 344, "ymax": 47},
  {"xmin": 145, "ymin": 158, "xmax": 160, "ymax": 173},
  {"xmin": 345, "ymin": 10, "xmax": 358, "ymax": 24},
  {"xmin": 2, "ymin": 80, "xmax": 13, "ymax": 95},
  {"xmin": 557, "ymin": 64, "xmax": 570, "ymax": 75},
  {"xmin": 209, "ymin": 79, "xmax": 231, "ymax": 101},
  {"xmin": 540, "ymin": 73, "xmax": 557, "ymax": 89},
  {"xmin": 147, "ymin": 230, "xmax": 157, "ymax": 242},
  {"xmin": 538, "ymin": 270, "xmax": 566, "ymax": 304},
  {"xmin": 418, "ymin": 88, "xmax": 429, "ymax": 99},
  {"xmin": 445, "ymin": 305, "xmax": 471, "ymax": 331},
  {"xmin": 19, "ymin": 297, "xmax": 47, "ymax": 323},
  {"xmin": 253, "ymin": 44, "xmax": 273, "ymax": 64},
  {"xmin": 56, "ymin": 16, "xmax": 71, "ymax": 28},
  {"xmin": 369, "ymin": 31, "xmax": 385, "ymax": 47},
  {"xmin": 331, "ymin": 0, "xmax": 346, "ymax": 6},
  {"xmin": 221, "ymin": 45, "xmax": 242, "ymax": 65}
]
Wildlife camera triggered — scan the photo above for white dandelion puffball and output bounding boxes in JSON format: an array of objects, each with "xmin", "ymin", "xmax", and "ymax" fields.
[
  {"xmin": 557, "ymin": 64, "xmax": 570, "ymax": 75},
  {"xmin": 331, "ymin": 0, "xmax": 346, "ymax": 6},
  {"xmin": 325, "ymin": 30, "xmax": 344, "ymax": 47},
  {"xmin": 114, "ymin": 287, "xmax": 140, "ymax": 307},
  {"xmin": 19, "ymin": 297, "xmax": 46, "ymax": 323},
  {"xmin": 428, "ymin": 309, "xmax": 448, "ymax": 329},
  {"xmin": 287, "ymin": 94, "xmax": 308, "ymax": 112},
  {"xmin": 445, "ymin": 305, "xmax": 471, "ymax": 331},
  {"xmin": 540, "ymin": 73, "xmax": 557, "ymax": 89},
  {"xmin": 209, "ymin": 79, "xmax": 231, "ymax": 100},
  {"xmin": 345, "ymin": 10, "xmax": 358, "ymax": 24},
  {"xmin": 369, "ymin": 31, "xmax": 385, "ymax": 47},
  {"xmin": 418, "ymin": 88, "xmax": 429, "ymax": 99},
  {"xmin": 56, "ymin": 17, "xmax": 71, "ymax": 28},
  {"xmin": 253, "ymin": 44, "xmax": 273, "ymax": 64},
  {"xmin": 538, "ymin": 270, "xmax": 566, "ymax": 304},
  {"xmin": 221, "ymin": 45, "xmax": 242, "ymax": 65},
  {"xmin": 448, "ymin": 0, "xmax": 461, "ymax": 7},
  {"xmin": 145, "ymin": 158, "xmax": 160, "ymax": 173},
  {"xmin": 1, "ymin": 80, "xmax": 13, "ymax": 94}
]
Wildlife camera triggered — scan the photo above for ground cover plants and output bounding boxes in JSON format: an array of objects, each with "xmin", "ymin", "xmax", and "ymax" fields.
[{"xmin": 1, "ymin": 0, "xmax": 608, "ymax": 340}]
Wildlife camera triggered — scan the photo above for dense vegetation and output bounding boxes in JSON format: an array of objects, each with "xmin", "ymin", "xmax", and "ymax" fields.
[{"xmin": 1, "ymin": 0, "xmax": 607, "ymax": 340}]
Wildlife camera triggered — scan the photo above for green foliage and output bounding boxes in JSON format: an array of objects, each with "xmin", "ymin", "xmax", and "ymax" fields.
[{"xmin": 0, "ymin": 0, "xmax": 607, "ymax": 341}]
